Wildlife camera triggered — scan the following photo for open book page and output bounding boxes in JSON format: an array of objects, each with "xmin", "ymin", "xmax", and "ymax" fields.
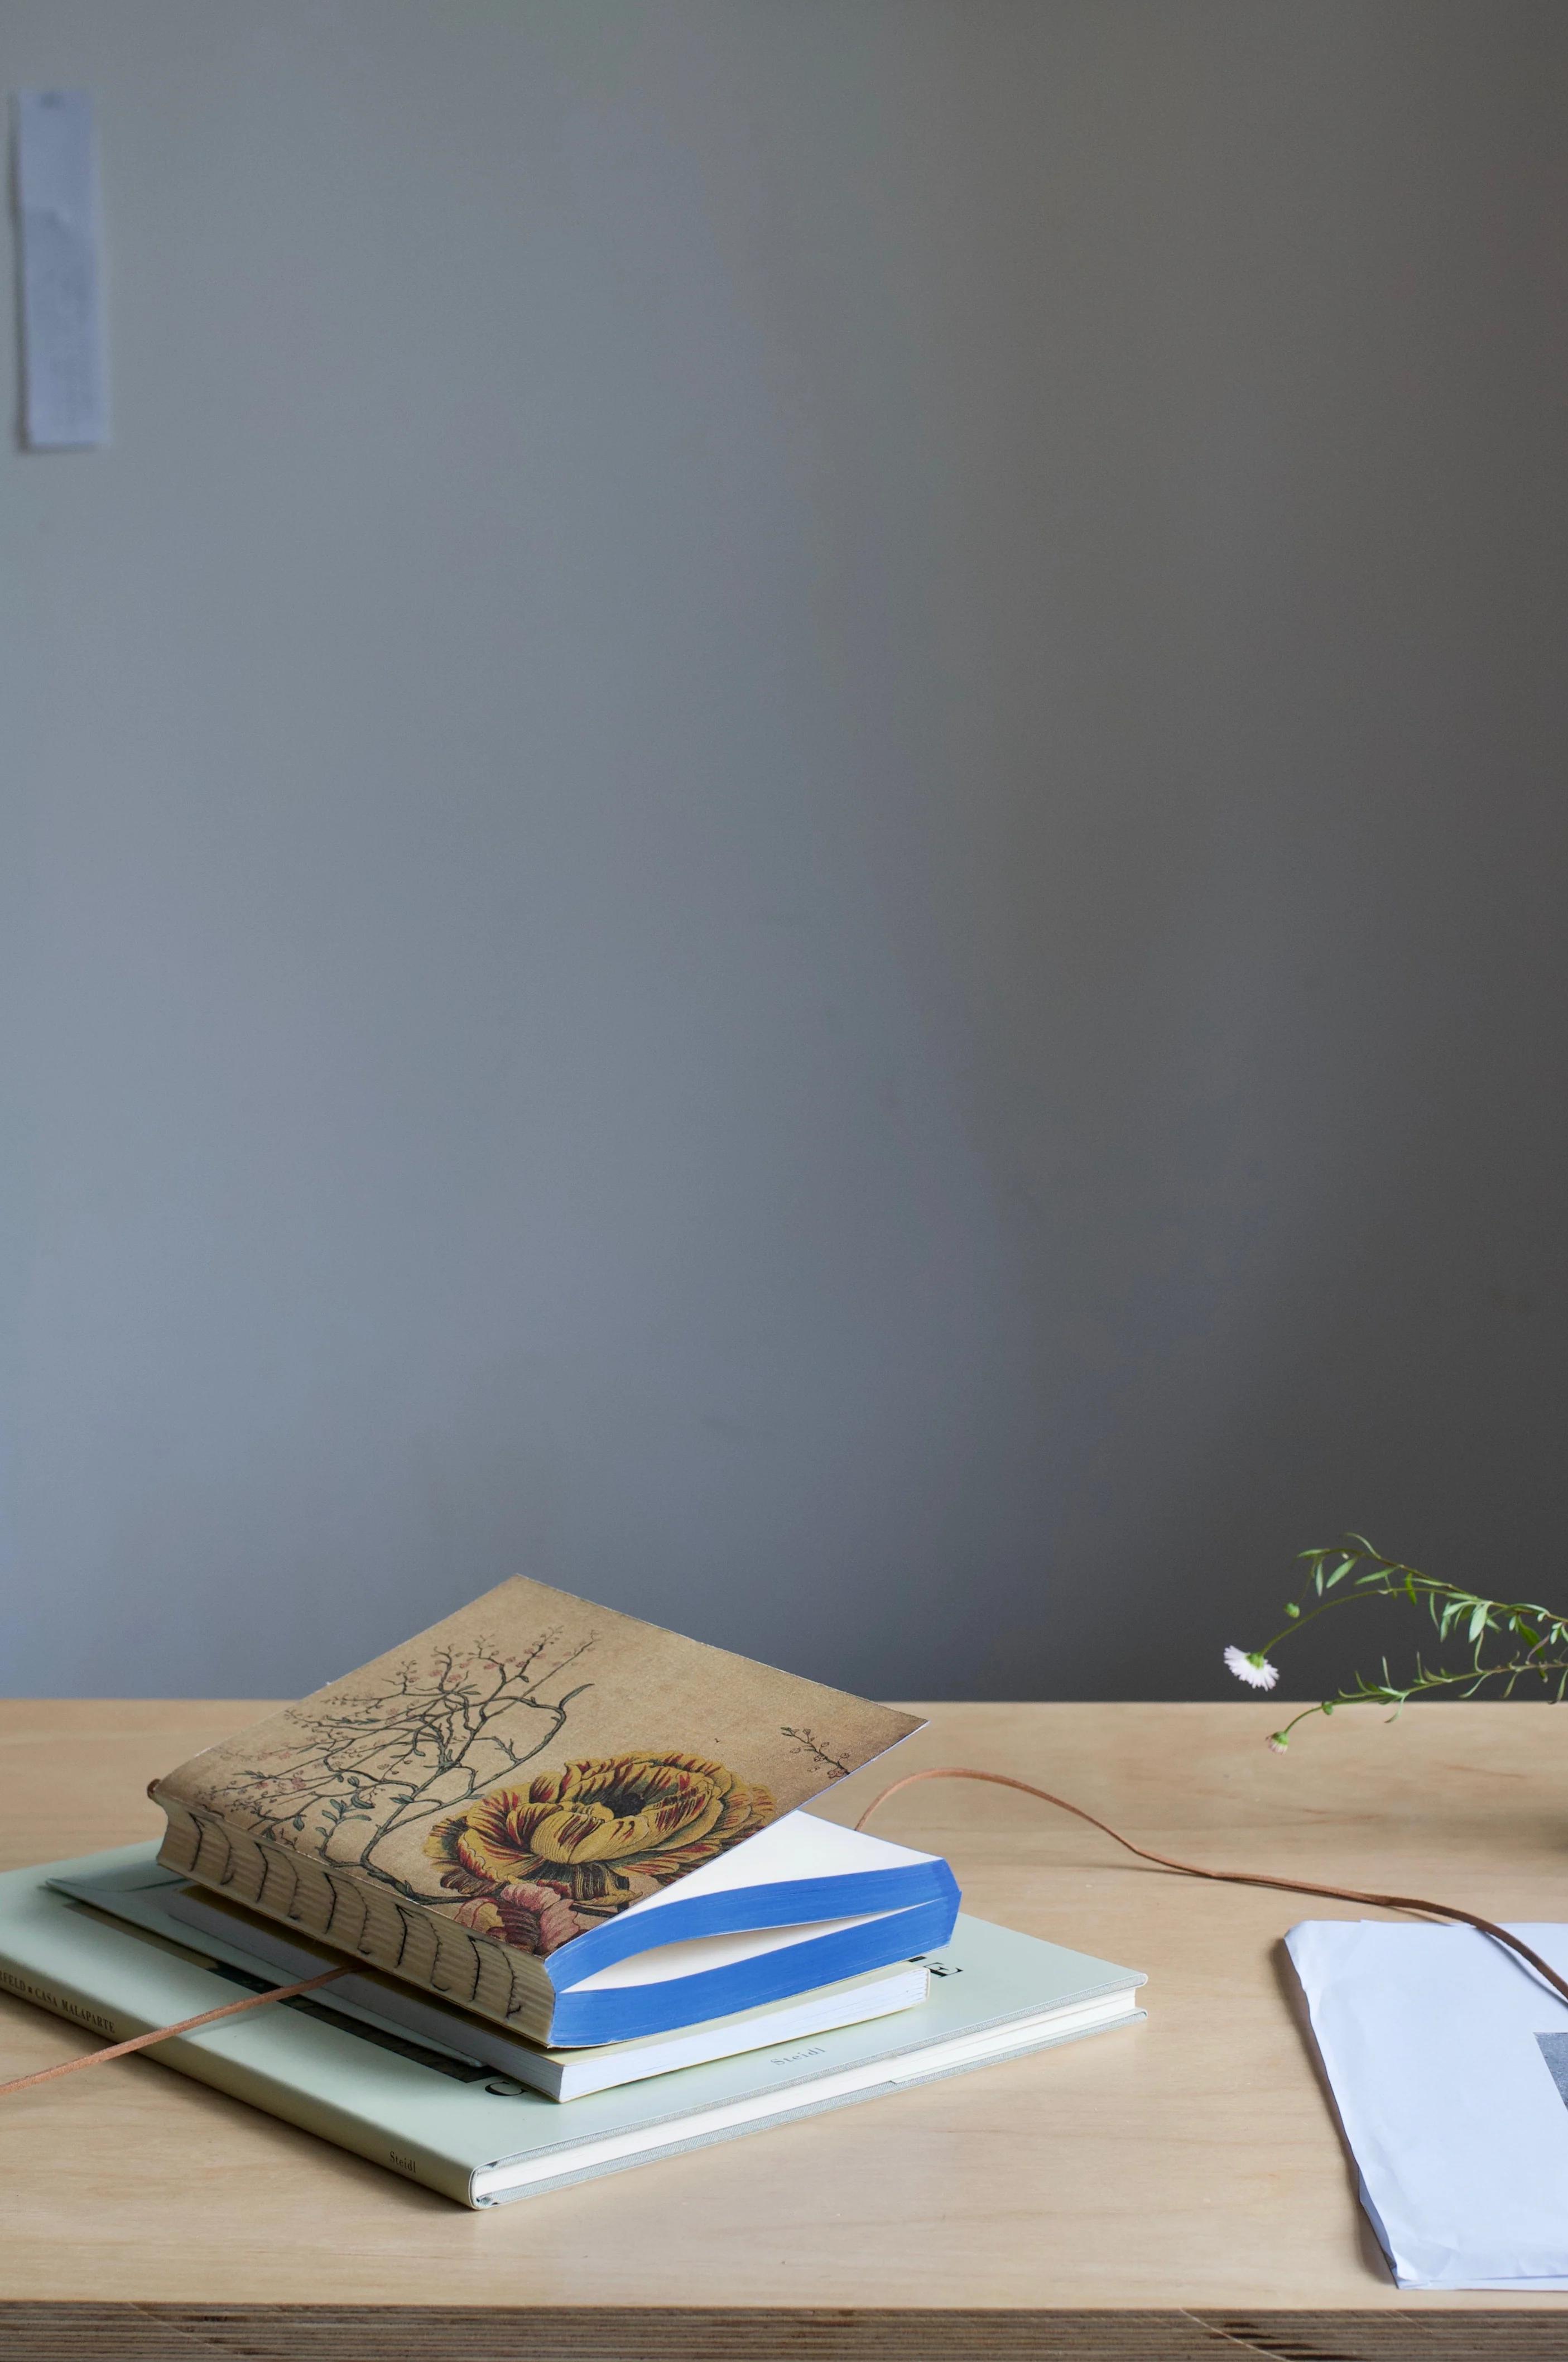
[{"xmin": 613, "ymin": 1809, "xmax": 938, "ymax": 1915}]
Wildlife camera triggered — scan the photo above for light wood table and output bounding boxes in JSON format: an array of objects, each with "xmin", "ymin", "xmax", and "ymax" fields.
[{"xmin": 3, "ymin": 1700, "xmax": 1568, "ymax": 2359}]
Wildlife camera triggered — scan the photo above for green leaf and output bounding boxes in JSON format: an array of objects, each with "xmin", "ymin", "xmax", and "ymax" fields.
[
  {"xmin": 1468, "ymin": 1602, "xmax": 1489, "ymax": 1642},
  {"xmin": 1327, "ymin": 1557, "xmax": 1355, "ymax": 1588}
]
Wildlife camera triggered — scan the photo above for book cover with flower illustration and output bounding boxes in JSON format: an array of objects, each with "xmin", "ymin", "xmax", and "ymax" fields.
[{"xmin": 149, "ymin": 1578, "xmax": 927, "ymax": 2039}]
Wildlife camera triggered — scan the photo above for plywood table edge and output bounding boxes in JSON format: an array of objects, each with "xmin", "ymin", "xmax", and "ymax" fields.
[{"xmin": 6, "ymin": 2306, "xmax": 1568, "ymax": 2361}]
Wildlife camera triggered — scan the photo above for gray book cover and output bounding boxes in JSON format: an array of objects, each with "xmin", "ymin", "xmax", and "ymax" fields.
[{"xmin": 0, "ymin": 1844, "xmax": 1144, "ymax": 2209}]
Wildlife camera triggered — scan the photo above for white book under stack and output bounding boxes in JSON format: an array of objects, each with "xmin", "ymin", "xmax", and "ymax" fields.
[{"xmin": 94, "ymin": 1814, "xmax": 950, "ymax": 2099}]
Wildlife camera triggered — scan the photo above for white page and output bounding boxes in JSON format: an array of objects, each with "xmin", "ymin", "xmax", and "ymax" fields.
[
  {"xmin": 612, "ymin": 1809, "xmax": 936, "ymax": 1923},
  {"xmin": 1287, "ymin": 1919, "xmax": 1568, "ymax": 2289},
  {"xmin": 554, "ymin": 1811, "xmax": 935, "ymax": 1993},
  {"xmin": 15, "ymin": 90, "xmax": 108, "ymax": 448},
  {"xmin": 565, "ymin": 1909, "xmax": 884, "ymax": 1991}
]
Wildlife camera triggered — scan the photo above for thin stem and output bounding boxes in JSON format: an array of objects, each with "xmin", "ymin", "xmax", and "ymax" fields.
[
  {"xmin": 1254, "ymin": 1590, "xmax": 1375, "ymax": 1659},
  {"xmin": 1242, "ymin": 1539, "xmax": 1568, "ymax": 1751}
]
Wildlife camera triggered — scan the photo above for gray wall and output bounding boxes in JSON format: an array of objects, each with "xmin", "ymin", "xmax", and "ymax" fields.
[{"xmin": 4, "ymin": 1, "xmax": 1565, "ymax": 1703}]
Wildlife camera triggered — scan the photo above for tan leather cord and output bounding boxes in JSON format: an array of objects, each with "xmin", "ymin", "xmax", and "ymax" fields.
[
  {"xmin": 8, "ymin": 1759, "xmax": 1566, "ymax": 2101},
  {"xmin": 0, "ymin": 1966, "xmax": 347, "ymax": 2099},
  {"xmin": 854, "ymin": 1764, "xmax": 1568, "ymax": 2008}
]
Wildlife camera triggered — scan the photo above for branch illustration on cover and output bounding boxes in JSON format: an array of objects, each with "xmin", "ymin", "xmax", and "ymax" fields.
[{"xmin": 154, "ymin": 1579, "xmax": 924, "ymax": 1974}]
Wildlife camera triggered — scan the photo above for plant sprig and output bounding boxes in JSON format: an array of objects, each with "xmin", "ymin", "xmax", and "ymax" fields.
[{"xmin": 1229, "ymin": 1537, "xmax": 1568, "ymax": 1750}]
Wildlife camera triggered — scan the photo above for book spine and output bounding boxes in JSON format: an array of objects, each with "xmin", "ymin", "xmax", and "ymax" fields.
[
  {"xmin": 0, "ymin": 1950, "xmax": 477, "ymax": 2208},
  {"xmin": 153, "ymin": 1793, "xmax": 551, "ymax": 2041}
]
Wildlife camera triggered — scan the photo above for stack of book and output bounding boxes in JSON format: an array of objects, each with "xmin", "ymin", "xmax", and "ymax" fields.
[{"xmin": 0, "ymin": 1579, "xmax": 1145, "ymax": 2206}]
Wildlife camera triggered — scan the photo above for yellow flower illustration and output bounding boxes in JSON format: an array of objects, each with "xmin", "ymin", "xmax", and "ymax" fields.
[{"xmin": 427, "ymin": 1751, "xmax": 773, "ymax": 1908}]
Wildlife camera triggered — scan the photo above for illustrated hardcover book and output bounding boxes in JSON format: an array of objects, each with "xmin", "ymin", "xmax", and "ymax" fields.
[{"xmin": 149, "ymin": 1577, "xmax": 948, "ymax": 2043}]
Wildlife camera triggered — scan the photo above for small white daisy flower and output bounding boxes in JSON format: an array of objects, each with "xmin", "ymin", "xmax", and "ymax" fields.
[
  {"xmin": 1267, "ymin": 1732, "xmax": 1290, "ymax": 1754},
  {"xmin": 1225, "ymin": 1643, "xmax": 1279, "ymax": 1691}
]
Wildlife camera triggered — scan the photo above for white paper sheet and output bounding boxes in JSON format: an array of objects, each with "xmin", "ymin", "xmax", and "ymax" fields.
[
  {"xmin": 564, "ymin": 1813, "xmax": 933, "ymax": 1991},
  {"xmin": 1287, "ymin": 1918, "xmax": 1568, "ymax": 2289},
  {"xmin": 614, "ymin": 1808, "xmax": 936, "ymax": 1918},
  {"xmin": 14, "ymin": 90, "xmax": 108, "ymax": 449}
]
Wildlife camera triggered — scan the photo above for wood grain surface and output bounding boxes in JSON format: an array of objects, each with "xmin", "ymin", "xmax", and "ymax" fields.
[
  {"xmin": 2, "ymin": 2303, "xmax": 1568, "ymax": 2359},
  {"xmin": 3, "ymin": 1699, "xmax": 1568, "ymax": 2338}
]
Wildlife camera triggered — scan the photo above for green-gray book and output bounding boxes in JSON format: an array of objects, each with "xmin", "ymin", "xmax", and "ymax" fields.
[{"xmin": 0, "ymin": 1845, "xmax": 1145, "ymax": 2209}]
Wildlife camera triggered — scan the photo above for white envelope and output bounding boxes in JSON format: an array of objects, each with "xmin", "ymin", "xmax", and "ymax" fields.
[{"xmin": 1288, "ymin": 1918, "xmax": 1568, "ymax": 2290}]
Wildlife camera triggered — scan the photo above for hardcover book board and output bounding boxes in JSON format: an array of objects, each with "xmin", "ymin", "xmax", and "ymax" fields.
[{"xmin": 152, "ymin": 1577, "xmax": 922, "ymax": 1974}]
